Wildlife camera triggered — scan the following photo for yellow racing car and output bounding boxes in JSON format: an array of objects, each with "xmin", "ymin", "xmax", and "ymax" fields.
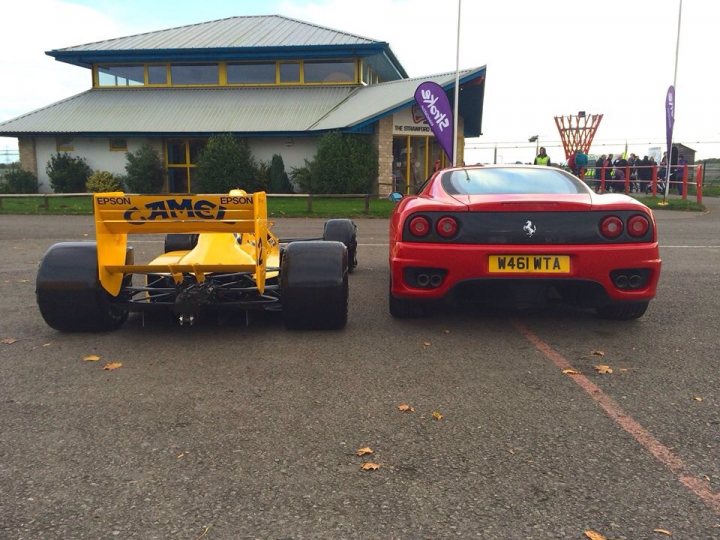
[{"xmin": 36, "ymin": 190, "xmax": 356, "ymax": 331}]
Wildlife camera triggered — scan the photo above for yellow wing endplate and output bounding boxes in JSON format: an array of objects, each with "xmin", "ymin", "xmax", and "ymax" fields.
[{"xmin": 93, "ymin": 191, "xmax": 270, "ymax": 295}]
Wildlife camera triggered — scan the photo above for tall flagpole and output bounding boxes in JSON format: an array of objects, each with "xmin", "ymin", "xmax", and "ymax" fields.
[
  {"xmin": 452, "ymin": 0, "xmax": 461, "ymax": 166},
  {"xmin": 663, "ymin": 0, "xmax": 683, "ymax": 203}
]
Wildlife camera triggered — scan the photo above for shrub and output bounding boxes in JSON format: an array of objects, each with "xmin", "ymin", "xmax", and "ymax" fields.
[
  {"xmin": 86, "ymin": 170, "xmax": 123, "ymax": 192},
  {"xmin": 269, "ymin": 154, "xmax": 294, "ymax": 193},
  {"xmin": 46, "ymin": 153, "xmax": 92, "ymax": 193},
  {"xmin": 303, "ymin": 133, "xmax": 377, "ymax": 193},
  {"xmin": 195, "ymin": 134, "xmax": 261, "ymax": 193},
  {"xmin": 124, "ymin": 144, "xmax": 164, "ymax": 193},
  {"xmin": 0, "ymin": 166, "xmax": 39, "ymax": 193}
]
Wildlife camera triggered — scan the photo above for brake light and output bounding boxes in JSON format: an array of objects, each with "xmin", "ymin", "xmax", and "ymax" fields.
[
  {"xmin": 627, "ymin": 215, "xmax": 650, "ymax": 237},
  {"xmin": 600, "ymin": 216, "xmax": 623, "ymax": 239},
  {"xmin": 408, "ymin": 216, "xmax": 431, "ymax": 237},
  {"xmin": 436, "ymin": 216, "xmax": 458, "ymax": 238}
]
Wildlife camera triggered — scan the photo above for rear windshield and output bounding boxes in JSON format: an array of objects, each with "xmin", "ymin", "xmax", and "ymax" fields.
[{"xmin": 442, "ymin": 167, "xmax": 587, "ymax": 195}]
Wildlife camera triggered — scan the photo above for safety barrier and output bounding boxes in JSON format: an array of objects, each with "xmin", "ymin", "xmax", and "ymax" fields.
[{"xmin": 591, "ymin": 164, "xmax": 704, "ymax": 203}]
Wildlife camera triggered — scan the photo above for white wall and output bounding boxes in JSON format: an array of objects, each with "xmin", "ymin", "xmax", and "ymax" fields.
[
  {"xmin": 249, "ymin": 136, "xmax": 319, "ymax": 172},
  {"xmin": 35, "ymin": 137, "xmax": 161, "ymax": 193}
]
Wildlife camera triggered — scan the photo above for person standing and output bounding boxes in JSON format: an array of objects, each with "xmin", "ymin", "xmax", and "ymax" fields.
[
  {"xmin": 575, "ymin": 149, "xmax": 588, "ymax": 180},
  {"xmin": 534, "ymin": 147, "xmax": 551, "ymax": 166}
]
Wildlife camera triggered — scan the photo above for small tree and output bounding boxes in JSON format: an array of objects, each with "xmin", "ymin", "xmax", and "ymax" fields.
[
  {"xmin": 269, "ymin": 154, "xmax": 294, "ymax": 193},
  {"xmin": 125, "ymin": 143, "xmax": 164, "ymax": 193},
  {"xmin": 305, "ymin": 133, "xmax": 378, "ymax": 194},
  {"xmin": 46, "ymin": 153, "xmax": 92, "ymax": 193},
  {"xmin": 195, "ymin": 134, "xmax": 260, "ymax": 193},
  {"xmin": 86, "ymin": 170, "xmax": 123, "ymax": 193},
  {"xmin": 0, "ymin": 166, "xmax": 38, "ymax": 193}
]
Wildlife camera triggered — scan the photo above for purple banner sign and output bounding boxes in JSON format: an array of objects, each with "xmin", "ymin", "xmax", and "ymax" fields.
[
  {"xmin": 414, "ymin": 81, "xmax": 454, "ymax": 164},
  {"xmin": 665, "ymin": 85, "xmax": 675, "ymax": 161}
]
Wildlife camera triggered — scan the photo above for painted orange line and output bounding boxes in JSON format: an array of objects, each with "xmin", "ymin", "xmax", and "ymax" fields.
[{"xmin": 513, "ymin": 318, "xmax": 720, "ymax": 515}]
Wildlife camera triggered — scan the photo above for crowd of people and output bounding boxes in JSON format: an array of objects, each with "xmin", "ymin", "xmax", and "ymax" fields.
[{"xmin": 533, "ymin": 147, "xmax": 688, "ymax": 195}]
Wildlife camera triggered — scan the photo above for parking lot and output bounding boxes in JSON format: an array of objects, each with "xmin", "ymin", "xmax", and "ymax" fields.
[{"xmin": 1, "ymin": 201, "xmax": 719, "ymax": 539}]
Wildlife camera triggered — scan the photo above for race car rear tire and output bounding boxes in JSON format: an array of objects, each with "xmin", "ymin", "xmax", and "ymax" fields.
[
  {"xmin": 323, "ymin": 219, "xmax": 357, "ymax": 273},
  {"xmin": 36, "ymin": 242, "xmax": 129, "ymax": 332},
  {"xmin": 164, "ymin": 233, "xmax": 199, "ymax": 253},
  {"xmin": 596, "ymin": 301, "xmax": 649, "ymax": 320},
  {"xmin": 281, "ymin": 241, "xmax": 348, "ymax": 330}
]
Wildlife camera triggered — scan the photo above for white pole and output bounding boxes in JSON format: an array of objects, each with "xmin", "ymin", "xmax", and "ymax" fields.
[
  {"xmin": 452, "ymin": 0, "xmax": 461, "ymax": 166},
  {"xmin": 664, "ymin": 0, "xmax": 682, "ymax": 202}
]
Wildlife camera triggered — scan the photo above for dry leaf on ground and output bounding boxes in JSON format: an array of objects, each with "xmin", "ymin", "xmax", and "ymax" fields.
[
  {"xmin": 584, "ymin": 531, "xmax": 607, "ymax": 540},
  {"xmin": 694, "ymin": 396, "xmax": 703, "ymax": 402},
  {"xmin": 103, "ymin": 362, "xmax": 123, "ymax": 370},
  {"xmin": 591, "ymin": 350, "xmax": 605, "ymax": 357},
  {"xmin": 2, "ymin": 338, "xmax": 18, "ymax": 345},
  {"xmin": 432, "ymin": 411, "xmax": 443, "ymax": 421},
  {"xmin": 422, "ymin": 341, "xmax": 432, "ymax": 348},
  {"xmin": 83, "ymin": 354, "xmax": 101, "ymax": 362},
  {"xmin": 562, "ymin": 368, "xmax": 581, "ymax": 375},
  {"xmin": 360, "ymin": 462, "xmax": 380, "ymax": 471},
  {"xmin": 398, "ymin": 403, "xmax": 415, "ymax": 412},
  {"xmin": 356, "ymin": 447, "xmax": 374, "ymax": 456},
  {"xmin": 594, "ymin": 364, "xmax": 614, "ymax": 374},
  {"xmin": 653, "ymin": 529, "xmax": 673, "ymax": 536}
]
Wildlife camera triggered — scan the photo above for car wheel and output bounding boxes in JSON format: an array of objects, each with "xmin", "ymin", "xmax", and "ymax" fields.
[
  {"xmin": 36, "ymin": 242, "xmax": 129, "ymax": 332},
  {"xmin": 323, "ymin": 219, "xmax": 357, "ymax": 273},
  {"xmin": 596, "ymin": 301, "xmax": 649, "ymax": 320},
  {"xmin": 281, "ymin": 241, "xmax": 348, "ymax": 330},
  {"xmin": 164, "ymin": 233, "xmax": 199, "ymax": 253}
]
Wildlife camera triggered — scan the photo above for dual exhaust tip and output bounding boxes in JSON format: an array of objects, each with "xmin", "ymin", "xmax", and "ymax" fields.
[{"xmin": 612, "ymin": 270, "xmax": 648, "ymax": 290}]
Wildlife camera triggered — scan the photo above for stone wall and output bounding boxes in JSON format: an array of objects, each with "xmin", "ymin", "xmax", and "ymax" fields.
[
  {"xmin": 373, "ymin": 116, "xmax": 394, "ymax": 196},
  {"xmin": 18, "ymin": 138, "xmax": 37, "ymax": 176}
]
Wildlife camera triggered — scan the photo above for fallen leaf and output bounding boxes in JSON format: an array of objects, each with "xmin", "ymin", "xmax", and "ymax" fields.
[
  {"xmin": 83, "ymin": 354, "xmax": 101, "ymax": 362},
  {"xmin": 432, "ymin": 411, "xmax": 443, "ymax": 421},
  {"xmin": 355, "ymin": 447, "xmax": 374, "ymax": 456},
  {"xmin": 43, "ymin": 343, "xmax": 51, "ymax": 347},
  {"xmin": 103, "ymin": 362, "xmax": 123, "ymax": 370},
  {"xmin": 398, "ymin": 403, "xmax": 415, "ymax": 413},
  {"xmin": 594, "ymin": 364, "xmax": 614, "ymax": 375},
  {"xmin": 442, "ymin": 330, "xmax": 450, "ymax": 334},
  {"xmin": 591, "ymin": 350, "xmax": 605, "ymax": 357},
  {"xmin": 694, "ymin": 396, "xmax": 703, "ymax": 402},
  {"xmin": 422, "ymin": 341, "xmax": 432, "ymax": 348},
  {"xmin": 562, "ymin": 369, "xmax": 581, "ymax": 375},
  {"xmin": 1, "ymin": 338, "xmax": 18, "ymax": 345},
  {"xmin": 360, "ymin": 462, "xmax": 380, "ymax": 471},
  {"xmin": 584, "ymin": 531, "xmax": 607, "ymax": 540},
  {"xmin": 177, "ymin": 452, "xmax": 186, "ymax": 459},
  {"xmin": 653, "ymin": 529, "xmax": 672, "ymax": 537}
]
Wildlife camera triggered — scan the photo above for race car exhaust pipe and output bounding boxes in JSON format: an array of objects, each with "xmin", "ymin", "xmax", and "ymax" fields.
[
  {"xmin": 629, "ymin": 274, "xmax": 643, "ymax": 289},
  {"xmin": 429, "ymin": 274, "xmax": 443, "ymax": 288},
  {"xmin": 417, "ymin": 274, "xmax": 430, "ymax": 287},
  {"xmin": 178, "ymin": 314, "xmax": 195, "ymax": 326},
  {"xmin": 613, "ymin": 274, "xmax": 629, "ymax": 289}
]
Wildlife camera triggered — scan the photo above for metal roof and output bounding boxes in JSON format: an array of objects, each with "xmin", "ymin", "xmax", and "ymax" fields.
[
  {"xmin": 54, "ymin": 15, "xmax": 379, "ymax": 52},
  {"xmin": 0, "ymin": 66, "xmax": 486, "ymax": 137}
]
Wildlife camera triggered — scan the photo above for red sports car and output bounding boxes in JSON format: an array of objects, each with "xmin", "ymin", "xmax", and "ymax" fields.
[{"xmin": 388, "ymin": 165, "xmax": 661, "ymax": 319}]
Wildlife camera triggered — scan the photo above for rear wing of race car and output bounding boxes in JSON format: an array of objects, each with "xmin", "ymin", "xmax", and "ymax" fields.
[{"xmin": 92, "ymin": 191, "xmax": 271, "ymax": 296}]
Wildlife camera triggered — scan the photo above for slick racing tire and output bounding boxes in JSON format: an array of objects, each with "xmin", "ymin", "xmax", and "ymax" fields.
[
  {"xmin": 323, "ymin": 219, "xmax": 357, "ymax": 273},
  {"xmin": 595, "ymin": 301, "xmax": 649, "ymax": 320},
  {"xmin": 164, "ymin": 233, "xmax": 199, "ymax": 253},
  {"xmin": 36, "ymin": 242, "xmax": 129, "ymax": 332},
  {"xmin": 281, "ymin": 241, "xmax": 348, "ymax": 330}
]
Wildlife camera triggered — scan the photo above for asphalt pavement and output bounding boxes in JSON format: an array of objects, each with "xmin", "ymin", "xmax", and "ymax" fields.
[{"xmin": 0, "ymin": 199, "xmax": 718, "ymax": 539}]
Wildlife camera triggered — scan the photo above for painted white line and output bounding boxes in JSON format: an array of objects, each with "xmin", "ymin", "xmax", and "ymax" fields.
[{"xmin": 661, "ymin": 245, "xmax": 720, "ymax": 248}]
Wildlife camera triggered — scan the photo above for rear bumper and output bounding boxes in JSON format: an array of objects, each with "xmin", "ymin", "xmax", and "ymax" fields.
[{"xmin": 389, "ymin": 241, "xmax": 661, "ymax": 304}]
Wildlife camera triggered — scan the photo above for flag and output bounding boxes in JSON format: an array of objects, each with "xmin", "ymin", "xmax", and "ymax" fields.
[
  {"xmin": 414, "ymin": 82, "xmax": 454, "ymax": 164},
  {"xmin": 665, "ymin": 86, "xmax": 675, "ymax": 163}
]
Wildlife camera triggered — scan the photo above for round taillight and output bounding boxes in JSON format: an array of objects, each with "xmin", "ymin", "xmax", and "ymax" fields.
[
  {"xmin": 627, "ymin": 215, "xmax": 650, "ymax": 237},
  {"xmin": 408, "ymin": 216, "xmax": 431, "ymax": 237},
  {"xmin": 600, "ymin": 216, "xmax": 623, "ymax": 239},
  {"xmin": 436, "ymin": 216, "xmax": 458, "ymax": 238}
]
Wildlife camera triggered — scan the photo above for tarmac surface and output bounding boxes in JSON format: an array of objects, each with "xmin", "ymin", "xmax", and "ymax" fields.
[{"xmin": 0, "ymin": 197, "xmax": 719, "ymax": 539}]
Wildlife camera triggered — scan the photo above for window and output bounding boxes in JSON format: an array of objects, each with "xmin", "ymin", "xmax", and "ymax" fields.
[
  {"xmin": 170, "ymin": 64, "xmax": 219, "ymax": 85},
  {"xmin": 109, "ymin": 138, "xmax": 127, "ymax": 152},
  {"xmin": 279, "ymin": 62, "xmax": 301, "ymax": 83},
  {"xmin": 166, "ymin": 139, "xmax": 206, "ymax": 193},
  {"xmin": 147, "ymin": 65, "xmax": 168, "ymax": 85},
  {"xmin": 97, "ymin": 65, "xmax": 144, "ymax": 87},
  {"xmin": 304, "ymin": 60, "xmax": 355, "ymax": 83},
  {"xmin": 56, "ymin": 136, "xmax": 74, "ymax": 152},
  {"xmin": 227, "ymin": 62, "xmax": 276, "ymax": 84}
]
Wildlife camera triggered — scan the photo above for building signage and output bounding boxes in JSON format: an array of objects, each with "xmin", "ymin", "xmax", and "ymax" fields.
[
  {"xmin": 393, "ymin": 105, "xmax": 432, "ymax": 136},
  {"xmin": 413, "ymin": 81, "xmax": 454, "ymax": 163}
]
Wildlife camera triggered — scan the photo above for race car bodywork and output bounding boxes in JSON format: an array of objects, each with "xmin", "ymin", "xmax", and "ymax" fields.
[
  {"xmin": 389, "ymin": 165, "xmax": 661, "ymax": 320},
  {"xmin": 36, "ymin": 190, "xmax": 357, "ymax": 331}
]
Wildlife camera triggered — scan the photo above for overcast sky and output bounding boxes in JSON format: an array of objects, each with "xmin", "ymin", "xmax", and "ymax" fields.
[{"xmin": 1, "ymin": 0, "xmax": 718, "ymax": 163}]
